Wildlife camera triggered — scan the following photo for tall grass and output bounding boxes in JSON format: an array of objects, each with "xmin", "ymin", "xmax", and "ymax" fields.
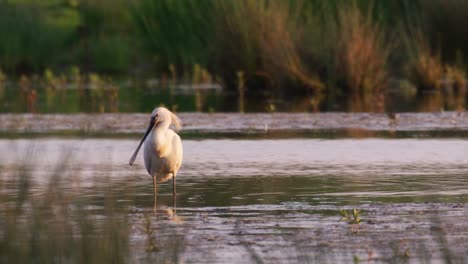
[
  {"xmin": 133, "ymin": 0, "xmax": 297, "ymax": 82},
  {"xmin": 402, "ymin": 1, "xmax": 468, "ymax": 91},
  {"xmin": 133, "ymin": 0, "xmax": 324, "ymax": 92},
  {"xmin": 73, "ymin": 0, "xmax": 135, "ymax": 73},
  {"xmin": 316, "ymin": 1, "xmax": 392, "ymax": 93},
  {"xmin": 419, "ymin": 0, "xmax": 468, "ymax": 64},
  {"xmin": 1, "ymin": 0, "xmax": 468, "ymax": 95},
  {"xmin": 406, "ymin": 35, "xmax": 444, "ymax": 91},
  {"xmin": 0, "ymin": 2, "xmax": 74, "ymax": 72},
  {"xmin": 133, "ymin": 0, "xmax": 395, "ymax": 94},
  {"xmin": 0, "ymin": 0, "xmax": 133, "ymax": 74}
]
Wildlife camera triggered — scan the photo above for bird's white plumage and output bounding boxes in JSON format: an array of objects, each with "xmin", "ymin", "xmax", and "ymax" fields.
[
  {"xmin": 129, "ymin": 107, "xmax": 183, "ymax": 184},
  {"xmin": 144, "ymin": 107, "xmax": 183, "ymax": 183},
  {"xmin": 144, "ymin": 126, "xmax": 182, "ymax": 182}
]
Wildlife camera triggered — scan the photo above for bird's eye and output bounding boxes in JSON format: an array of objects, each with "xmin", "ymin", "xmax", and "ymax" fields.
[{"xmin": 155, "ymin": 114, "xmax": 159, "ymax": 117}]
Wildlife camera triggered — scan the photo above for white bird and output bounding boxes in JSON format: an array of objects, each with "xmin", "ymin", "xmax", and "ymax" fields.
[{"xmin": 129, "ymin": 107, "xmax": 183, "ymax": 203}]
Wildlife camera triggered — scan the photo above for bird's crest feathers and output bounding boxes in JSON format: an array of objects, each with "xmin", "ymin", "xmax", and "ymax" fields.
[
  {"xmin": 153, "ymin": 107, "xmax": 182, "ymax": 132},
  {"xmin": 170, "ymin": 112, "xmax": 182, "ymax": 131}
]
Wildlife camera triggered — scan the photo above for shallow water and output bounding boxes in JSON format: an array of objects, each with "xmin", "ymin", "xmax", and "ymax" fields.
[{"xmin": 1, "ymin": 138, "xmax": 467, "ymax": 263}]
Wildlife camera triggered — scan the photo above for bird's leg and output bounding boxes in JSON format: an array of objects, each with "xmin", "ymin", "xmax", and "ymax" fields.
[
  {"xmin": 172, "ymin": 174, "xmax": 176, "ymax": 197},
  {"xmin": 153, "ymin": 176, "xmax": 157, "ymax": 209},
  {"xmin": 172, "ymin": 173, "xmax": 176, "ymax": 209}
]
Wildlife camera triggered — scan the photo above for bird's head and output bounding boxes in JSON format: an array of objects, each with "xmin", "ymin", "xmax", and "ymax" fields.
[
  {"xmin": 150, "ymin": 107, "xmax": 182, "ymax": 131},
  {"xmin": 129, "ymin": 107, "xmax": 182, "ymax": 166}
]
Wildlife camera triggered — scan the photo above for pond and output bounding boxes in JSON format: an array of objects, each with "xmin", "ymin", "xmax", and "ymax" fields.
[{"xmin": 1, "ymin": 138, "xmax": 467, "ymax": 263}]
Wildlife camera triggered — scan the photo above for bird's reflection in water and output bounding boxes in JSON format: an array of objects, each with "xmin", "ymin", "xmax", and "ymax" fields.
[{"xmin": 152, "ymin": 198, "xmax": 182, "ymax": 224}]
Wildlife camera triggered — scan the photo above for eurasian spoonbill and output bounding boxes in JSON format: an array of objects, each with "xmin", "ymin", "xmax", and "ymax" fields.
[{"xmin": 129, "ymin": 107, "xmax": 183, "ymax": 203}]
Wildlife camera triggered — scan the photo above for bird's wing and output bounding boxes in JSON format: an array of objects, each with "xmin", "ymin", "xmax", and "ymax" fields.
[{"xmin": 172, "ymin": 133, "xmax": 183, "ymax": 173}]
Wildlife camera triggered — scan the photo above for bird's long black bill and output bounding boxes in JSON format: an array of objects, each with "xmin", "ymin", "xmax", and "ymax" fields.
[{"xmin": 129, "ymin": 119, "xmax": 154, "ymax": 165}]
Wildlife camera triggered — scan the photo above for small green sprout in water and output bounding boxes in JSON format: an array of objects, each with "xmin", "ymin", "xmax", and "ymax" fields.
[{"xmin": 339, "ymin": 208, "xmax": 362, "ymax": 233}]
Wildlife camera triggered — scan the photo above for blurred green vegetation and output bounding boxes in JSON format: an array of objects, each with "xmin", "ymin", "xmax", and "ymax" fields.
[{"xmin": 0, "ymin": 0, "xmax": 467, "ymax": 95}]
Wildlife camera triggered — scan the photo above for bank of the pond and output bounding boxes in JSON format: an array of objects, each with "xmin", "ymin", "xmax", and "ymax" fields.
[{"xmin": 0, "ymin": 112, "xmax": 468, "ymax": 138}]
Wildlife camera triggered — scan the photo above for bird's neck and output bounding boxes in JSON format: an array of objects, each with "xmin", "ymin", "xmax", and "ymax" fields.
[
  {"xmin": 153, "ymin": 120, "xmax": 171, "ymax": 144},
  {"xmin": 156, "ymin": 119, "xmax": 171, "ymax": 131}
]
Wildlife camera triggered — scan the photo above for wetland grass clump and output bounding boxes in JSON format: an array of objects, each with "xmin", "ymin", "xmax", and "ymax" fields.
[
  {"xmin": 226, "ymin": 0, "xmax": 324, "ymax": 92},
  {"xmin": 2, "ymin": 0, "xmax": 468, "ymax": 109},
  {"xmin": 133, "ymin": 0, "xmax": 324, "ymax": 93},
  {"xmin": 408, "ymin": 33, "xmax": 444, "ymax": 91},
  {"xmin": 403, "ymin": 0, "xmax": 468, "ymax": 92},
  {"xmin": 406, "ymin": 37, "xmax": 467, "ymax": 93},
  {"xmin": 418, "ymin": 0, "xmax": 468, "ymax": 65},
  {"xmin": 306, "ymin": 1, "xmax": 393, "ymax": 95},
  {"xmin": 445, "ymin": 64, "xmax": 467, "ymax": 94},
  {"xmin": 333, "ymin": 3, "xmax": 391, "ymax": 94},
  {"xmin": 133, "ymin": 0, "xmax": 394, "ymax": 99},
  {"xmin": 131, "ymin": 0, "xmax": 468, "ymax": 102}
]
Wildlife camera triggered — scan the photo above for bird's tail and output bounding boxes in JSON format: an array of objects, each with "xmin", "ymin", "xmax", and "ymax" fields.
[{"xmin": 158, "ymin": 172, "xmax": 175, "ymax": 183}]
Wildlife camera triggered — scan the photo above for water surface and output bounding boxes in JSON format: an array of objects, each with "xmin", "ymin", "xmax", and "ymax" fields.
[{"xmin": 1, "ymin": 138, "xmax": 467, "ymax": 263}]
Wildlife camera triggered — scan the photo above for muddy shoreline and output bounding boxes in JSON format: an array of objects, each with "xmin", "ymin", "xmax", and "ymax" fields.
[{"xmin": 0, "ymin": 112, "xmax": 468, "ymax": 138}]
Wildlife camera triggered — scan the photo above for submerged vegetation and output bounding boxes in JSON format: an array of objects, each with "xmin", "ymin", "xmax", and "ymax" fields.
[{"xmin": 0, "ymin": 0, "xmax": 468, "ymax": 112}]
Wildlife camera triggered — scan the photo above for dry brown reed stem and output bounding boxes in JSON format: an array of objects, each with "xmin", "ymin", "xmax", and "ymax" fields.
[
  {"xmin": 219, "ymin": 0, "xmax": 323, "ymax": 91},
  {"xmin": 445, "ymin": 65, "xmax": 466, "ymax": 93},
  {"xmin": 336, "ymin": 2, "xmax": 390, "ymax": 93},
  {"xmin": 255, "ymin": 0, "xmax": 323, "ymax": 91},
  {"xmin": 405, "ymin": 32, "xmax": 443, "ymax": 91}
]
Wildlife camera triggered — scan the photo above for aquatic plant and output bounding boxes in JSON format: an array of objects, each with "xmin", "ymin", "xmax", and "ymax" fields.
[{"xmin": 339, "ymin": 208, "xmax": 362, "ymax": 233}]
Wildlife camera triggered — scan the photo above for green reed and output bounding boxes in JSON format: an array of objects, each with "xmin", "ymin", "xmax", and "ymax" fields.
[{"xmin": 0, "ymin": 0, "xmax": 468, "ymax": 96}]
